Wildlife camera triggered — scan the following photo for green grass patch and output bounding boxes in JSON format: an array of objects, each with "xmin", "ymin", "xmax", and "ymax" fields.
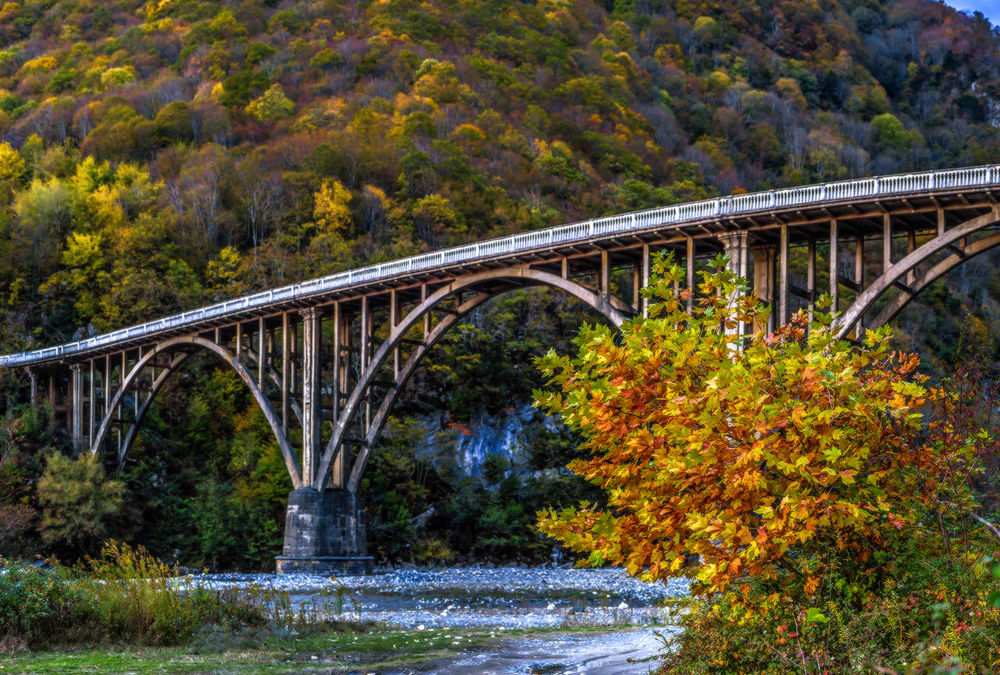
[{"xmin": 0, "ymin": 625, "xmax": 633, "ymax": 674}]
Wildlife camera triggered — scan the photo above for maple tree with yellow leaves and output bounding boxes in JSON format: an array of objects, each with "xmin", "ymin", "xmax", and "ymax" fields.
[{"xmin": 535, "ymin": 253, "xmax": 977, "ymax": 604}]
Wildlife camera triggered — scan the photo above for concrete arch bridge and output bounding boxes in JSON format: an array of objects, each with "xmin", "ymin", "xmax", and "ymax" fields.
[{"xmin": 3, "ymin": 165, "xmax": 1000, "ymax": 573}]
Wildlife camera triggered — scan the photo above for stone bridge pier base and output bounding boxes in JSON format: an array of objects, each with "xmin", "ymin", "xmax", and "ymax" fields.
[{"xmin": 275, "ymin": 488, "xmax": 374, "ymax": 575}]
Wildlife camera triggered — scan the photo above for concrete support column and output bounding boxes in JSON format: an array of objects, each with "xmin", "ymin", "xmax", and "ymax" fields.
[
  {"xmin": 718, "ymin": 231, "xmax": 749, "ymax": 279},
  {"xmin": 104, "ymin": 356, "xmax": 111, "ymax": 420},
  {"xmin": 281, "ymin": 312, "xmax": 289, "ymax": 434},
  {"xmin": 751, "ymin": 245, "xmax": 777, "ymax": 334},
  {"xmin": 275, "ymin": 488, "xmax": 373, "ymax": 575},
  {"xmin": 28, "ymin": 369, "xmax": 37, "ymax": 407},
  {"xmin": 598, "ymin": 250, "xmax": 610, "ymax": 299},
  {"xmin": 47, "ymin": 372, "xmax": 55, "ymax": 432},
  {"xmin": 906, "ymin": 227, "xmax": 916, "ymax": 286},
  {"xmin": 685, "ymin": 236, "xmax": 695, "ymax": 314},
  {"xmin": 778, "ymin": 223, "xmax": 789, "ymax": 326},
  {"xmin": 300, "ymin": 308, "xmax": 321, "ymax": 487},
  {"xmin": 883, "ymin": 212, "xmax": 892, "ymax": 274},
  {"xmin": 88, "ymin": 360, "xmax": 95, "ymax": 448},
  {"xmin": 718, "ymin": 231, "xmax": 749, "ymax": 336},
  {"xmin": 855, "ymin": 234, "xmax": 865, "ymax": 338},
  {"xmin": 390, "ymin": 289, "xmax": 400, "ymax": 380},
  {"xmin": 257, "ymin": 317, "xmax": 265, "ymax": 388},
  {"xmin": 751, "ymin": 246, "xmax": 776, "ymax": 304},
  {"xmin": 360, "ymin": 296, "xmax": 371, "ymax": 434},
  {"xmin": 807, "ymin": 238, "xmax": 816, "ymax": 324},
  {"xmin": 71, "ymin": 364, "xmax": 84, "ymax": 454},
  {"xmin": 830, "ymin": 219, "xmax": 839, "ymax": 313},
  {"xmin": 640, "ymin": 243, "xmax": 650, "ymax": 318},
  {"xmin": 331, "ymin": 303, "xmax": 347, "ymax": 490}
]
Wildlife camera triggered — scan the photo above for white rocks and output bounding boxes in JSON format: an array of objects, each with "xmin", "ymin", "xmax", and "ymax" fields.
[{"xmin": 169, "ymin": 565, "xmax": 689, "ymax": 631}]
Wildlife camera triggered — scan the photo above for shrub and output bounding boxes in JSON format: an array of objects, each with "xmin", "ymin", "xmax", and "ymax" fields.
[
  {"xmin": 0, "ymin": 562, "xmax": 84, "ymax": 645},
  {"xmin": 536, "ymin": 254, "xmax": 969, "ymax": 600},
  {"xmin": 535, "ymin": 253, "xmax": 1000, "ymax": 671},
  {"xmin": 37, "ymin": 452, "xmax": 124, "ymax": 554},
  {"xmin": 659, "ymin": 568, "xmax": 1000, "ymax": 673},
  {"xmin": 0, "ymin": 542, "xmax": 264, "ymax": 649},
  {"xmin": 84, "ymin": 541, "xmax": 244, "ymax": 645}
]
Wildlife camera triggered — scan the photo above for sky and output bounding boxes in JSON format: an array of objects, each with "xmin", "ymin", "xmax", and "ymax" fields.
[{"xmin": 945, "ymin": 0, "xmax": 1000, "ymax": 26}]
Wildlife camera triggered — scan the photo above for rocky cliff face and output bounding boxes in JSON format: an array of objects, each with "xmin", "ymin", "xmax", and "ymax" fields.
[{"xmin": 413, "ymin": 404, "xmax": 548, "ymax": 478}]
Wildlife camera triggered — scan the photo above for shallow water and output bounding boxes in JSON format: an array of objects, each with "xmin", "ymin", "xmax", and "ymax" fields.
[{"xmin": 408, "ymin": 627, "xmax": 679, "ymax": 674}]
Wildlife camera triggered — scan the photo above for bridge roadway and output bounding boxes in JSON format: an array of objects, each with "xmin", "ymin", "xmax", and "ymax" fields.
[{"xmin": 2, "ymin": 164, "xmax": 1000, "ymax": 573}]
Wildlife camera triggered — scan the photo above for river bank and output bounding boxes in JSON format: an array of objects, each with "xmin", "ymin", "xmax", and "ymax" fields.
[{"xmin": 3, "ymin": 565, "xmax": 688, "ymax": 674}]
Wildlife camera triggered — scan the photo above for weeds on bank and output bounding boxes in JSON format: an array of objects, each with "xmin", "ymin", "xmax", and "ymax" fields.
[{"xmin": 0, "ymin": 541, "xmax": 363, "ymax": 653}]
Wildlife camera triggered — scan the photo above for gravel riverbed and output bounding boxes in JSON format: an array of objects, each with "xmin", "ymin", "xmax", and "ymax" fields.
[
  {"xmin": 172, "ymin": 565, "xmax": 690, "ymax": 630},
  {"xmin": 170, "ymin": 566, "xmax": 689, "ymax": 673}
]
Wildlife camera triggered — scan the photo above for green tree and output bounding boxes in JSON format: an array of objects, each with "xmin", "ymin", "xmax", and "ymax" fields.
[
  {"xmin": 872, "ymin": 113, "xmax": 914, "ymax": 152},
  {"xmin": 187, "ymin": 479, "xmax": 280, "ymax": 571},
  {"xmin": 410, "ymin": 194, "xmax": 463, "ymax": 247},
  {"xmin": 245, "ymin": 84, "xmax": 294, "ymax": 122},
  {"xmin": 37, "ymin": 453, "xmax": 124, "ymax": 553}
]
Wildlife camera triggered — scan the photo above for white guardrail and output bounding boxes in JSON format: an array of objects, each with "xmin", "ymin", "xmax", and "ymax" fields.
[{"xmin": 3, "ymin": 165, "xmax": 1000, "ymax": 367}]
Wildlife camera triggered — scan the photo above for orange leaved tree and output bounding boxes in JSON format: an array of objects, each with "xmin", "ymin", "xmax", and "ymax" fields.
[{"xmin": 535, "ymin": 253, "xmax": 969, "ymax": 602}]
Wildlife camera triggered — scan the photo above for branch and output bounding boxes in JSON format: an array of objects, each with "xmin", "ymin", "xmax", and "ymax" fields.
[{"xmin": 967, "ymin": 512, "xmax": 1000, "ymax": 541}]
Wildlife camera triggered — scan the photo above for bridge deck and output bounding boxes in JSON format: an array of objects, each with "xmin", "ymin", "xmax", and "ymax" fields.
[{"xmin": 3, "ymin": 165, "xmax": 999, "ymax": 367}]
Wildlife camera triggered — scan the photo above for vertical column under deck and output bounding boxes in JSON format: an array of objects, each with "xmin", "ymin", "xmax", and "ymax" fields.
[
  {"xmin": 88, "ymin": 360, "xmax": 95, "ymax": 447},
  {"xmin": 47, "ymin": 372, "xmax": 55, "ymax": 432},
  {"xmin": 300, "ymin": 308, "xmax": 320, "ymax": 487},
  {"xmin": 685, "ymin": 236, "xmax": 695, "ymax": 314},
  {"xmin": 70, "ymin": 364, "xmax": 84, "ymax": 454},
  {"xmin": 640, "ymin": 243, "xmax": 650, "ymax": 318},
  {"xmin": 719, "ymin": 232, "xmax": 749, "ymax": 336},
  {"xmin": 830, "ymin": 219, "xmax": 839, "ymax": 313},
  {"xmin": 778, "ymin": 224, "xmax": 789, "ymax": 326},
  {"xmin": 807, "ymin": 238, "xmax": 816, "ymax": 324},
  {"xmin": 751, "ymin": 245, "xmax": 776, "ymax": 334},
  {"xmin": 855, "ymin": 234, "xmax": 865, "ymax": 338}
]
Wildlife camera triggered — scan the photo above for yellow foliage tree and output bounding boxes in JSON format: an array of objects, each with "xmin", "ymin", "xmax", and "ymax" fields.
[
  {"xmin": 245, "ymin": 84, "xmax": 294, "ymax": 123},
  {"xmin": 535, "ymin": 254, "xmax": 975, "ymax": 603},
  {"xmin": 313, "ymin": 179, "xmax": 352, "ymax": 233}
]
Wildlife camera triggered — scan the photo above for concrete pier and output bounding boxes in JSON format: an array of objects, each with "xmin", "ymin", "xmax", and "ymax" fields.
[{"xmin": 275, "ymin": 488, "xmax": 373, "ymax": 575}]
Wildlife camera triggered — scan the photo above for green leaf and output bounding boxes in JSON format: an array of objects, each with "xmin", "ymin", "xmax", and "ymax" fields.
[{"xmin": 804, "ymin": 607, "xmax": 829, "ymax": 624}]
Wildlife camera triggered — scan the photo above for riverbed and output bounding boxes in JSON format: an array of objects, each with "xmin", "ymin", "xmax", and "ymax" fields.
[{"xmin": 174, "ymin": 565, "xmax": 689, "ymax": 673}]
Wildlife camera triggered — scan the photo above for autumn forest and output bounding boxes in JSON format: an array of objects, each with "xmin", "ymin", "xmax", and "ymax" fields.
[{"xmin": 0, "ymin": 0, "xmax": 999, "ymax": 570}]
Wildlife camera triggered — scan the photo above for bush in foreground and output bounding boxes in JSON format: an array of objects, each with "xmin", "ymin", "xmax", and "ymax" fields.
[
  {"xmin": 660, "ymin": 559, "xmax": 1000, "ymax": 673},
  {"xmin": 535, "ymin": 254, "xmax": 1000, "ymax": 671},
  {"xmin": 0, "ymin": 541, "xmax": 262, "ymax": 651}
]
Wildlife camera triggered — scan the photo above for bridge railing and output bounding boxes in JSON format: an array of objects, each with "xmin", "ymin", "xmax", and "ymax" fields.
[{"xmin": 4, "ymin": 164, "xmax": 1000, "ymax": 367}]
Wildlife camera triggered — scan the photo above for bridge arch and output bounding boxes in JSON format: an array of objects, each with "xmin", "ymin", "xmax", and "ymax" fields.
[
  {"xmin": 91, "ymin": 335, "xmax": 303, "ymax": 487},
  {"xmin": 836, "ymin": 207, "xmax": 1000, "ymax": 338},
  {"xmin": 869, "ymin": 230, "xmax": 1000, "ymax": 330},
  {"xmin": 314, "ymin": 265, "xmax": 633, "ymax": 492}
]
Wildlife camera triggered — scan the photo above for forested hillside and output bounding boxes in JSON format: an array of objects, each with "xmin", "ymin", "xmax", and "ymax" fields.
[{"xmin": 1, "ymin": 0, "xmax": 999, "ymax": 568}]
